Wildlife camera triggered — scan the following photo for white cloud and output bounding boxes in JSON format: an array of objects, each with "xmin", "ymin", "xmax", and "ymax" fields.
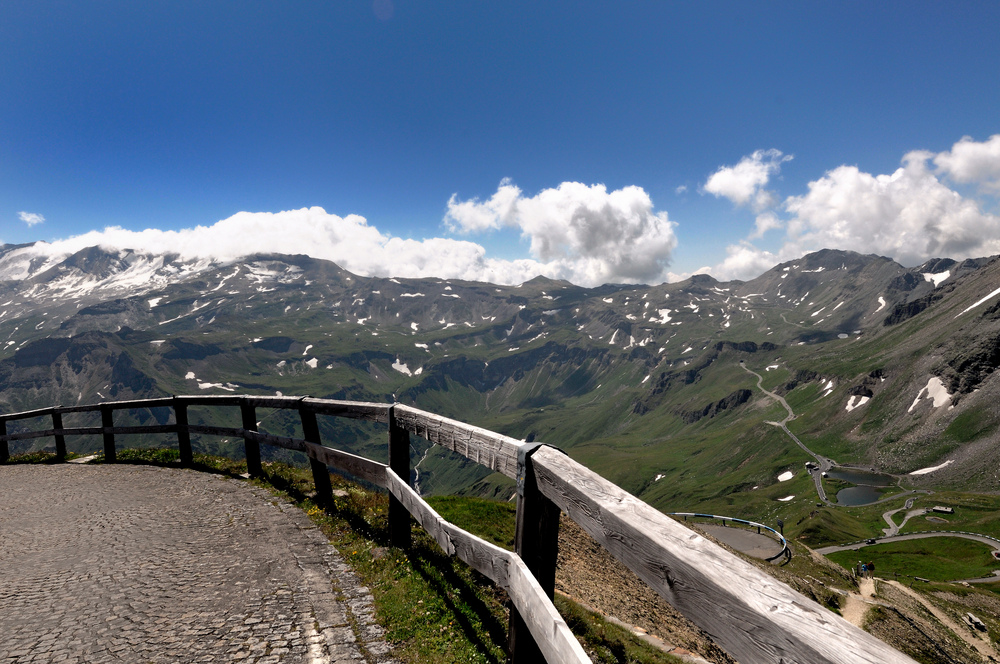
[
  {"xmin": 709, "ymin": 143, "xmax": 1000, "ymax": 281},
  {"xmin": 8, "ymin": 196, "xmax": 675, "ymax": 288},
  {"xmin": 675, "ymin": 185, "xmax": 688, "ymax": 195},
  {"xmin": 933, "ymin": 134, "xmax": 1000, "ymax": 192},
  {"xmin": 783, "ymin": 151, "xmax": 1000, "ymax": 265},
  {"xmin": 708, "ymin": 243, "xmax": 781, "ymax": 281},
  {"xmin": 445, "ymin": 180, "xmax": 678, "ymax": 285},
  {"xmin": 703, "ymin": 149, "xmax": 792, "ymax": 211},
  {"xmin": 18, "ymin": 211, "xmax": 44, "ymax": 226},
  {"xmin": 12, "ymin": 208, "xmax": 541, "ymax": 284},
  {"xmin": 749, "ymin": 211, "xmax": 783, "ymax": 240}
]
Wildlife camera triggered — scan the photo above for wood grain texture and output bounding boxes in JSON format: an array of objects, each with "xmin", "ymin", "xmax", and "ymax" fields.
[
  {"xmin": 385, "ymin": 469, "xmax": 453, "ymax": 555},
  {"xmin": 506, "ymin": 555, "xmax": 590, "ymax": 664},
  {"xmin": 509, "ymin": 449, "xmax": 562, "ymax": 662},
  {"xmin": 392, "ymin": 405, "xmax": 523, "ymax": 479},
  {"xmin": 0, "ymin": 420, "xmax": 7, "ymax": 462},
  {"xmin": 529, "ymin": 447, "xmax": 917, "ymax": 664},
  {"xmin": 383, "ymin": 467, "xmax": 586, "ymax": 663},
  {"xmin": 303, "ymin": 441, "xmax": 388, "ymax": 488}
]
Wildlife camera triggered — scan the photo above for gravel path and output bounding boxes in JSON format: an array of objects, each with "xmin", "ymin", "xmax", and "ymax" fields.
[{"xmin": 0, "ymin": 464, "xmax": 399, "ymax": 664}]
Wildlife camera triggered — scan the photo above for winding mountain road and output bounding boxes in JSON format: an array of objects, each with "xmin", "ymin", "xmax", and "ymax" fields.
[
  {"xmin": 814, "ymin": 531, "xmax": 1000, "ymax": 555},
  {"xmin": 740, "ymin": 362, "xmax": 836, "ymax": 504}
]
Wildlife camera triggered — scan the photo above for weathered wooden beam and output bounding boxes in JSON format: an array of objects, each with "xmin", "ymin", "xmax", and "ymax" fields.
[
  {"xmin": 240, "ymin": 402, "xmax": 262, "ymax": 478},
  {"xmin": 509, "ymin": 445, "xmax": 561, "ymax": 662},
  {"xmin": 0, "ymin": 420, "xmax": 7, "ymax": 463},
  {"xmin": 392, "ymin": 404, "xmax": 522, "ymax": 479},
  {"xmin": 101, "ymin": 397, "xmax": 177, "ymax": 411},
  {"xmin": 175, "ymin": 399, "xmax": 192, "ymax": 466},
  {"xmin": 100, "ymin": 406, "xmax": 116, "ymax": 463},
  {"xmin": 0, "ymin": 427, "xmax": 104, "ymax": 442},
  {"xmin": 300, "ymin": 409, "xmax": 333, "ymax": 507},
  {"xmin": 0, "ymin": 406, "xmax": 56, "ymax": 423},
  {"xmin": 387, "ymin": 406, "xmax": 411, "ymax": 549},
  {"xmin": 245, "ymin": 429, "xmax": 306, "ymax": 453},
  {"xmin": 505, "ymin": 555, "xmax": 590, "ymax": 664},
  {"xmin": 300, "ymin": 397, "xmax": 390, "ymax": 423},
  {"xmin": 529, "ymin": 446, "xmax": 917, "ymax": 664},
  {"xmin": 186, "ymin": 424, "xmax": 244, "ymax": 438},
  {"xmin": 51, "ymin": 411, "xmax": 66, "ymax": 461},
  {"xmin": 385, "ymin": 469, "xmax": 454, "ymax": 555},
  {"xmin": 175, "ymin": 395, "xmax": 244, "ymax": 407},
  {"xmin": 382, "ymin": 468, "xmax": 587, "ymax": 664},
  {"xmin": 302, "ymin": 441, "xmax": 387, "ymax": 488}
]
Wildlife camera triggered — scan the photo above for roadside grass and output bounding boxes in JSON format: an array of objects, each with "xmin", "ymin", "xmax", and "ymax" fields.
[
  {"xmin": 33, "ymin": 447, "xmax": 680, "ymax": 663},
  {"xmin": 826, "ymin": 538, "xmax": 1000, "ymax": 582},
  {"xmin": 2, "ymin": 450, "xmax": 79, "ymax": 464}
]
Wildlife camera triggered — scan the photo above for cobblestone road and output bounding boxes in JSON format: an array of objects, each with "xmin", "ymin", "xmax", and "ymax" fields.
[{"xmin": 0, "ymin": 464, "xmax": 399, "ymax": 664}]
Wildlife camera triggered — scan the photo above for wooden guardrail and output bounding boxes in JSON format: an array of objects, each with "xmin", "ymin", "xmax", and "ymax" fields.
[{"xmin": 0, "ymin": 395, "xmax": 918, "ymax": 664}]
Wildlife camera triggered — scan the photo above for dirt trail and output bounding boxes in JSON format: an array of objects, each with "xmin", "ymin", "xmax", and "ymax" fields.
[
  {"xmin": 886, "ymin": 579, "xmax": 999, "ymax": 662},
  {"xmin": 841, "ymin": 593, "xmax": 872, "ymax": 627}
]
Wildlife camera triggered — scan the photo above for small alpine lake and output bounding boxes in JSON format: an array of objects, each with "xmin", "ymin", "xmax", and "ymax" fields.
[{"xmin": 826, "ymin": 468, "xmax": 896, "ymax": 506}]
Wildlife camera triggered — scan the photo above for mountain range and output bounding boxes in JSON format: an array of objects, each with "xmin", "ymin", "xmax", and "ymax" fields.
[{"xmin": 3, "ymin": 242, "xmax": 1000, "ymax": 520}]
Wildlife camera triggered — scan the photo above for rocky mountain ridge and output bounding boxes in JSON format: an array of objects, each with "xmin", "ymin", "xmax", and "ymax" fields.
[{"xmin": 2, "ymin": 243, "xmax": 1000, "ymax": 502}]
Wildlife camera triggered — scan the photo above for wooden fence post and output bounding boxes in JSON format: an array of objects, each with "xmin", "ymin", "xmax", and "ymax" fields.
[
  {"xmin": 101, "ymin": 405, "xmax": 116, "ymax": 463},
  {"xmin": 52, "ymin": 411, "xmax": 66, "ymax": 461},
  {"xmin": 387, "ymin": 405, "xmax": 411, "ymax": 549},
  {"xmin": 509, "ymin": 443, "xmax": 561, "ymax": 663},
  {"xmin": 300, "ymin": 408, "xmax": 333, "ymax": 507},
  {"xmin": 241, "ymin": 401, "xmax": 262, "ymax": 478},
  {"xmin": 0, "ymin": 419, "xmax": 8, "ymax": 463},
  {"xmin": 174, "ymin": 398, "xmax": 192, "ymax": 466}
]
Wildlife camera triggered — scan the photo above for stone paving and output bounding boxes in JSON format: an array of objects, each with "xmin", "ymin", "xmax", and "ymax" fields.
[{"xmin": 0, "ymin": 464, "xmax": 400, "ymax": 663}]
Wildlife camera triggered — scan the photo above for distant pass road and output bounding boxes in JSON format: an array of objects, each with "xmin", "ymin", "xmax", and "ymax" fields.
[{"xmin": 0, "ymin": 464, "xmax": 398, "ymax": 663}]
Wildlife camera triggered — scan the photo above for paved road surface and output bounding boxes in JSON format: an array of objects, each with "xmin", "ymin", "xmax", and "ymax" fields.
[
  {"xmin": 815, "ymin": 531, "xmax": 1000, "ymax": 555},
  {"xmin": 740, "ymin": 362, "xmax": 835, "ymax": 504},
  {"xmin": 697, "ymin": 524, "xmax": 785, "ymax": 560},
  {"xmin": 0, "ymin": 464, "xmax": 398, "ymax": 664}
]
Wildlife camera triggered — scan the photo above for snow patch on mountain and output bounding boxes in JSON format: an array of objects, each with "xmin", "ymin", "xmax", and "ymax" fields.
[{"xmin": 908, "ymin": 377, "xmax": 953, "ymax": 412}]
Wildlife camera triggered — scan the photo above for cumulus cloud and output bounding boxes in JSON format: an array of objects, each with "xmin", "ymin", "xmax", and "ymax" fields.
[
  {"xmin": 18, "ymin": 211, "xmax": 44, "ymax": 226},
  {"xmin": 13, "ymin": 208, "xmax": 538, "ymax": 284},
  {"xmin": 933, "ymin": 134, "xmax": 1000, "ymax": 192},
  {"xmin": 11, "ymin": 195, "xmax": 675, "ymax": 288},
  {"xmin": 782, "ymin": 150, "xmax": 1000, "ymax": 265},
  {"xmin": 709, "ymin": 140, "xmax": 1000, "ymax": 281},
  {"xmin": 703, "ymin": 149, "xmax": 792, "ymax": 211},
  {"xmin": 445, "ymin": 180, "xmax": 678, "ymax": 285},
  {"xmin": 749, "ymin": 212, "xmax": 783, "ymax": 240}
]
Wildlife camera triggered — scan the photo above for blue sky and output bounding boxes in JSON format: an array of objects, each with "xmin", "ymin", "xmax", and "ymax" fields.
[{"xmin": 3, "ymin": 2, "xmax": 1000, "ymax": 286}]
